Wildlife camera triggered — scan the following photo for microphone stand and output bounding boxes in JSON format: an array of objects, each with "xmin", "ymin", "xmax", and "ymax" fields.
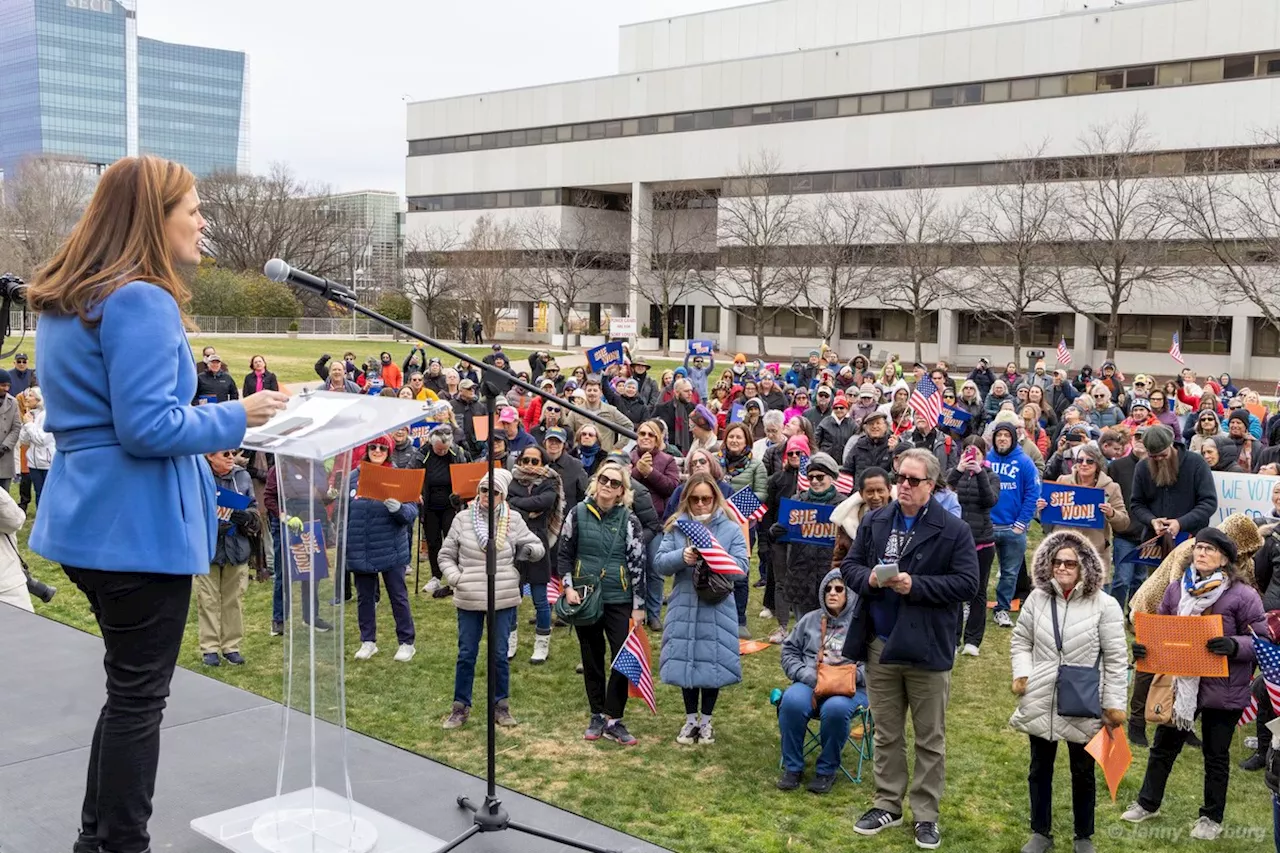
[{"xmin": 283, "ymin": 273, "xmax": 631, "ymax": 853}]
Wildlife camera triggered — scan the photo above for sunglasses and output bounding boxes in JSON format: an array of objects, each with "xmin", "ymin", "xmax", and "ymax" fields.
[
  {"xmin": 826, "ymin": 585, "xmax": 846, "ymax": 594},
  {"xmin": 1051, "ymin": 558, "xmax": 1080, "ymax": 569},
  {"xmin": 545, "ymin": 406, "xmax": 561, "ymax": 413},
  {"xmin": 368, "ymin": 446, "xmax": 388, "ymax": 453},
  {"xmin": 688, "ymin": 494, "xmax": 716, "ymax": 506},
  {"xmin": 518, "ymin": 457, "xmax": 541, "ymax": 466},
  {"xmin": 808, "ymin": 471, "xmax": 829, "ymax": 481},
  {"xmin": 637, "ymin": 430, "xmax": 658, "ymax": 438},
  {"xmin": 214, "ymin": 451, "xmax": 235, "ymax": 459},
  {"xmin": 786, "ymin": 451, "xmax": 802, "ymax": 458},
  {"xmin": 596, "ymin": 474, "xmax": 623, "ymax": 490},
  {"xmin": 1075, "ymin": 458, "xmax": 1097, "ymax": 466},
  {"xmin": 691, "ymin": 457, "xmax": 710, "ymax": 467},
  {"xmin": 897, "ymin": 475, "xmax": 929, "ymax": 488}
]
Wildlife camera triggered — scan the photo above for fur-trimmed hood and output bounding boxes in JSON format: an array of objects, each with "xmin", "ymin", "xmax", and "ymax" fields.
[{"xmin": 1031, "ymin": 530, "xmax": 1106, "ymax": 598}]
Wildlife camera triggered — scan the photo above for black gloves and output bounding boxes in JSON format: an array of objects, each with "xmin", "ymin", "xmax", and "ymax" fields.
[
  {"xmin": 769, "ymin": 523, "xmax": 786, "ymax": 539},
  {"xmin": 1131, "ymin": 643, "xmax": 1147, "ymax": 660},
  {"xmin": 1206, "ymin": 636, "xmax": 1238, "ymax": 657}
]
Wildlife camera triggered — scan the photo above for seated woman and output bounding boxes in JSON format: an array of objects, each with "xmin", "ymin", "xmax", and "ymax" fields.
[{"xmin": 776, "ymin": 568, "xmax": 868, "ymax": 795}]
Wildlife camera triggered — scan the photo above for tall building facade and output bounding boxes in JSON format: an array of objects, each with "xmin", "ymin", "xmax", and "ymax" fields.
[
  {"xmin": 406, "ymin": 0, "xmax": 1280, "ymax": 379},
  {"xmin": 322, "ymin": 191, "xmax": 406, "ymax": 302},
  {"xmin": 0, "ymin": 0, "xmax": 248, "ymax": 178}
]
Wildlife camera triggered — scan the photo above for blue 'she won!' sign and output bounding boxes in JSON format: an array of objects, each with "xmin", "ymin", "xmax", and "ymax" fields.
[{"xmin": 777, "ymin": 497, "xmax": 837, "ymax": 545}]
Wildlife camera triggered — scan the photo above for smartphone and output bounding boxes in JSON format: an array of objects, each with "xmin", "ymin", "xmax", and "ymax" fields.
[{"xmin": 874, "ymin": 562, "xmax": 900, "ymax": 585}]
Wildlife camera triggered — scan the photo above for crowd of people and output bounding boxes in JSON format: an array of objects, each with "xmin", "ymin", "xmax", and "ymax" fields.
[{"xmin": 10, "ymin": 332, "xmax": 1280, "ymax": 851}]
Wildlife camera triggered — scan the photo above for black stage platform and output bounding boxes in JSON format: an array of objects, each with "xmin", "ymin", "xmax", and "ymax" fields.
[{"xmin": 0, "ymin": 604, "xmax": 666, "ymax": 853}]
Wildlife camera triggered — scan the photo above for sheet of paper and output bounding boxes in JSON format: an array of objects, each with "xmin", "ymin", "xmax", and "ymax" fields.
[
  {"xmin": 243, "ymin": 395, "xmax": 358, "ymax": 447},
  {"xmin": 355, "ymin": 463, "xmax": 425, "ymax": 502},
  {"xmin": 1134, "ymin": 612, "xmax": 1228, "ymax": 678}
]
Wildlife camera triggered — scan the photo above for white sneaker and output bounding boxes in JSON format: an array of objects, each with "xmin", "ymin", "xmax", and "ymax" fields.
[
  {"xmin": 394, "ymin": 644, "xmax": 415, "ymax": 662},
  {"xmin": 961, "ymin": 644, "xmax": 980, "ymax": 657},
  {"xmin": 1121, "ymin": 802, "xmax": 1159, "ymax": 823},
  {"xmin": 697, "ymin": 721, "xmax": 715, "ymax": 744},
  {"xmin": 423, "ymin": 577, "xmax": 441, "ymax": 594},
  {"xmin": 1189, "ymin": 817, "xmax": 1222, "ymax": 840},
  {"xmin": 994, "ymin": 610, "xmax": 1014, "ymax": 629},
  {"xmin": 676, "ymin": 721, "xmax": 699, "ymax": 745},
  {"xmin": 759, "ymin": 607, "xmax": 773, "ymax": 620},
  {"xmin": 507, "ymin": 628, "xmax": 518, "ymax": 660},
  {"xmin": 530, "ymin": 633, "xmax": 550, "ymax": 665},
  {"xmin": 354, "ymin": 641, "xmax": 378, "ymax": 661}
]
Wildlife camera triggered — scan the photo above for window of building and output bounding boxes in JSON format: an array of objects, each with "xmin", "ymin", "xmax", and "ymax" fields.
[
  {"xmin": 771, "ymin": 104, "xmax": 792, "ymax": 122},
  {"xmin": 931, "ymin": 87, "xmax": 956, "ymax": 107},
  {"xmin": 1264, "ymin": 53, "xmax": 1280, "ymax": 75},
  {"xmin": 793, "ymin": 101, "xmax": 816, "ymax": 120},
  {"xmin": 816, "ymin": 99, "xmax": 838, "ymax": 118},
  {"xmin": 957, "ymin": 312, "xmax": 1074, "ymax": 347},
  {"xmin": 621, "ymin": 119, "xmax": 639, "ymax": 136},
  {"xmin": 702, "ymin": 306, "xmax": 720, "ymax": 334},
  {"xmin": 732, "ymin": 107, "xmax": 752, "ymax": 126},
  {"xmin": 1152, "ymin": 152, "xmax": 1186, "ymax": 174},
  {"xmin": 1011, "ymin": 78, "xmax": 1040, "ymax": 100},
  {"xmin": 925, "ymin": 165, "xmax": 955, "ymax": 187},
  {"xmin": 736, "ymin": 308, "xmax": 822, "ymax": 339},
  {"xmin": 657, "ymin": 115, "xmax": 675, "ymax": 133},
  {"xmin": 1159, "ymin": 62, "xmax": 1190, "ymax": 86},
  {"xmin": 834, "ymin": 171, "xmax": 859, "ymax": 192},
  {"xmin": 751, "ymin": 105, "xmax": 772, "ymax": 124},
  {"xmin": 883, "ymin": 91, "xmax": 907, "ymax": 112},
  {"xmin": 694, "ymin": 111, "xmax": 714, "ymax": 130},
  {"xmin": 1182, "ymin": 316, "xmax": 1233, "ymax": 354},
  {"xmin": 1252, "ymin": 317, "xmax": 1280, "ymax": 356},
  {"xmin": 542, "ymin": 127, "xmax": 557, "ymax": 143},
  {"xmin": 860, "ymin": 93, "xmax": 883, "ymax": 113},
  {"xmin": 1124, "ymin": 66, "xmax": 1156, "ymax": 88},
  {"xmin": 985, "ymin": 80, "xmax": 1010, "ymax": 102},
  {"xmin": 638, "ymin": 116, "xmax": 658, "ymax": 134},
  {"xmin": 1067, "ymin": 72, "xmax": 1097, "ymax": 94},
  {"xmin": 839, "ymin": 309, "xmax": 938, "ymax": 342},
  {"xmin": 955, "ymin": 163, "xmax": 983, "ymax": 184},
  {"xmin": 907, "ymin": 89, "xmax": 931, "ymax": 110},
  {"xmin": 1191, "ymin": 58, "xmax": 1224, "ymax": 83},
  {"xmin": 1224, "ymin": 55, "xmax": 1257, "ymax": 79},
  {"xmin": 837, "ymin": 96, "xmax": 859, "ymax": 116},
  {"xmin": 711, "ymin": 109, "xmax": 732, "ymax": 128},
  {"xmin": 958, "ymin": 84, "xmax": 983, "ymax": 105}
]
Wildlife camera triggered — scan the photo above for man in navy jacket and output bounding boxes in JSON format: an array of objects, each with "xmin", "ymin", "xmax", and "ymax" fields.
[{"xmin": 841, "ymin": 448, "xmax": 978, "ymax": 851}]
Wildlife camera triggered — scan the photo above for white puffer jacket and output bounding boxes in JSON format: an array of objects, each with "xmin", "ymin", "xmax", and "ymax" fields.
[
  {"xmin": 1009, "ymin": 530, "xmax": 1128, "ymax": 744},
  {"xmin": 439, "ymin": 504, "xmax": 545, "ymax": 612},
  {"xmin": 0, "ymin": 488, "xmax": 28, "ymax": 599}
]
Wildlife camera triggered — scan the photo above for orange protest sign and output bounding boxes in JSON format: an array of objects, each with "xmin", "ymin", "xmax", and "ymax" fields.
[
  {"xmin": 740, "ymin": 639, "xmax": 773, "ymax": 654},
  {"xmin": 354, "ymin": 463, "xmax": 424, "ymax": 503},
  {"xmin": 473, "ymin": 414, "xmax": 489, "ymax": 442},
  {"xmin": 1085, "ymin": 725, "xmax": 1132, "ymax": 802},
  {"xmin": 449, "ymin": 460, "xmax": 502, "ymax": 501},
  {"xmin": 1133, "ymin": 612, "xmax": 1228, "ymax": 678}
]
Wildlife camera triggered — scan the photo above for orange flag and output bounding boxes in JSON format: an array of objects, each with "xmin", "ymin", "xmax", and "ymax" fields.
[
  {"xmin": 1085, "ymin": 725, "xmax": 1132, "ymax": 802},
  {"xmin": 627, "ymin": 621, "xmax": 655, "ymax": 704}
]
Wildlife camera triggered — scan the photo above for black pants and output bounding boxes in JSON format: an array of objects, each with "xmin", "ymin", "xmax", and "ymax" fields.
[
  {"xmin": 760, "ymin": 528, "xmax": 775, "ymax": 611},
  {"xmin": 960, "ymin": 544, "xmax": 996, "ymax": 647},
  {"xmin": 1256, "ymin": 675, "xmax": 1276, "ymax": 752},
  {"xmin": 18, "ymin": 471, "xmax": 31, "ymax": 507},
  {"xmin": 1028, "ymin": 735, "xmax": 1096, "ymax": 840},
  {"xmin": 682, "ymin": 687, "xmax": 720, "ymax": 716},
  {"xmin": 63, "ymin": 567, "xmax": 191, "ymax": 853},
  {"xmin": 1130, "ymin": 670, "xmax": 1153, "ymax": 722},
  {"xmin": 576, "ymin": 602, "xmax": 632, "ymax": 719},
  {"xmin": 1138, "ymin": 708, "xmax": 1243, "ymax": 823},
  {"xmin": 421, "ymin": 506, "xmax": 456, "ymax": 580}
]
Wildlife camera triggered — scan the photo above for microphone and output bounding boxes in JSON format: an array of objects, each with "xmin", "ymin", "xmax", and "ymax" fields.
[{"xmin": 264, "ymin": 259, "xmax": 355, "ymax": 301}]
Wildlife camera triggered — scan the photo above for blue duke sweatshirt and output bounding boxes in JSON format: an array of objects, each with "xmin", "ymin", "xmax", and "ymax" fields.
[{"xmin": 987, "ymin": 441, "xmax": 1040, "ymax": 529}]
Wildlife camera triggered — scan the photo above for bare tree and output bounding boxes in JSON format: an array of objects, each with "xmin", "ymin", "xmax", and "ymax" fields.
[
  {"xmin": 520, "ymin": 201, "xmax": 627, "ymax": 341},
  {"xmin": 1051, "ymin": 114, "xmax": 1180, "ymax": 360},
  {"xmin": 1164, "ymin": 136, "xmax": 1280, "ymax": 338},
  {"xmin": 792, "ymin": 193, "xmax": 880, "ymax": 348},
  {"xmin": 199, "ymin": 164, "xmax": 354, "ymax": 315},
  {"xmin": 454, "ymin": 215, "xmax": 521, "ymax": 339},
  {"xmin": 0, "ymin": 157, "xmax": 96, "ymax": 279},
  {"xmin": 873, "ymin": 178, "xmax": 965, "ymax": 364},
  {"xmin": 956, "ymin": 149, "xmax": 1061, "ymax": 365},
  {"xmin": 710, "ymin": 151, "xmax": 805, "ymax": 357},
  {"xmin": 632, "ymin": 188, "xmax": 717, "ymax": 354},
  {"xmin": 401, "ymin": 224, "xmax": 459, "ymax": 337}
]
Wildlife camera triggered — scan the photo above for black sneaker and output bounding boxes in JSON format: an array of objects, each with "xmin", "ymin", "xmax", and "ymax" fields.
[
  {"xmin": 776, "ymin": 770, "xmax": 802, "ymax": 790},
  {"xmin": 201, "ymin": 653, "xmax": 221, "ymax": 667},
  {"xmin": 432, "ymin": 586, "xmax": 454, "ymax": 599},
  {"xmin": 603, "ymin": 719, "xmax": 638, "ymax": 746},
  {"xmin": 306, "ymin": 617, "xmax": 333, "ymax": 633},
  {"xmin": 807, "ymin": 773, "xmax": 836, "ymax": 794},
  {"xmin": 223, "ymin": 651, "xmax": 246, "ymax": 666},
  {"xmin": 584, "ymin": 713, "xmax": 607, "ymax": 741},
  {"xmin": 1127, "ymin": 723, "xmax": 1148, "ymax": 748},
  {"xmin": 270, "ymin": 621, "xmax": 284, "ymax": 636},
  {"xmin": 853, "ymin": 808, "xmax": 903, "ymax": 836},
  {"xmin": 1240, "ymin": 750, "xmax": 1267, "ymax": 771},
  {"xmin": 914, "ymin": 821, "xmax": 941, "ymax": 850},
  {"xmin": 1185, "ymin": 731, "xmax": 1202, "ymax": 749}
]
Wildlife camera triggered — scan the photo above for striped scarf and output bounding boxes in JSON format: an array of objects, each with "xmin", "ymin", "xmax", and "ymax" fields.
[{"xmin": 472, "ymin": 500, "xmax": 509, "ymax": 552}]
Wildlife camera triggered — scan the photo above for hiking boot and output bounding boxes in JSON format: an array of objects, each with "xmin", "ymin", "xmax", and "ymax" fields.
[
  {"xmin": 676, "ymin": 721, "xmax": 699, "ymax": 745},
  {"xmin": 1020, "ymin": 833, "xmax": 1053, "ymax": 853},
  {"xmin": 494, "ymin": 700, "xmax": 518, "ymax": 727},
  {"xmin": 584, "ymin": 713, "xmax": 607, "ymax": 741},
  {"xmin": 223, "ymin": 651, "xmax": 245, "ymax": 666},
  {"xmin": 603, "ymin": 719, "xmax": 637, "ymax": 746},
  {"xmin": 1185, "ymin": 730, "xmax": 1202, "ymax": 749},
  {"xmin": 1189, "ymin": 817, "xmax": 1222, "ymax": 840},
  {"xmin": 443, "ymin": 702, "xmax": 469, "ymax": 730},
  {"xmin": 776, "ymin": 769, "xmax": 802, "ymax": 790},
  {"xmin": 354, "ymin": 641, "xmax": 378, "ymax": 661},
  {"xmin": 807, "ymin": 773, "xmax": 835, "ymax": 794},
  {"xmin": 1127, "ymin": 723, "xmax": 1148, "ymax": 748},
  {"xmin": 853, "ymin": 808, "xmax": 903, "ymax": 836},
  {"xmin": 1121, "ymin": 802, "xmax": 1159, "ymax": 823},
  {"xmin": 914, "ymin": 821, "xmax": 941, "ymax": 850},
  {"xmin": 993, "ymin": 609, "xmax": 1014, "ymax": 628},
  {"xmin": 201, "ymin": 652, "xmax": 220, "ymax": 667},
  {"xmin": 1240, "ymin": 750, "xmax": 1267, "ymax": 771},
  {"xmin": 697, "ymin": 720, "xmax": 715, "ymax": 744},
  {"xmin": 530, "ymin": 632, "xmax": 550, "ymax": 665},
  {"xmin": 646, "ymin": 616, "xmax": 662, "ymax": 633}
]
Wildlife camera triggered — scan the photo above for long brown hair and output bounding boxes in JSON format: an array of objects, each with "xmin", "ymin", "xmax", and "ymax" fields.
[
  {"xmin": 28, "ymin": 156, "xmax": 197, "ymax": 328},
  {"xmin": 663, "ymin": 472, "xmax": 730, "ymax": 532}
]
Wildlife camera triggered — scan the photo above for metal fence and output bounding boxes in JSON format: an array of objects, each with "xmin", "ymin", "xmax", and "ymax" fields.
[{"xmin": 189, "ymin": 316, "xmax": 401, "ymax": 337}]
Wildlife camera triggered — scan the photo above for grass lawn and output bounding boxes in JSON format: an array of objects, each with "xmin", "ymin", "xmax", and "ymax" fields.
[{"xmin": 18, "ymin": 518, "xmax": 1276, "ymax": 853}]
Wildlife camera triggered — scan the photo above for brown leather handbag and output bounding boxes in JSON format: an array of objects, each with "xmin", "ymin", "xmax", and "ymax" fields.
[
  {"xmin": 1145, "ymin": 673, "xmax": 1175, "ymax": 726},
  {"xmin": 813, "ymin": 617, "xmax": 858, "ymax": 704}
]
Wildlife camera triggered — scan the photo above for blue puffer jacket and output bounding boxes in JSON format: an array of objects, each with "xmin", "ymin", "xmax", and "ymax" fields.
[
  {"xmin": 653, "ymin": 508, "xmax": 745, "ymax": 689},
  {"xmin": 345, "ymin": 469, "xmax": 418, "ymax": 573}
]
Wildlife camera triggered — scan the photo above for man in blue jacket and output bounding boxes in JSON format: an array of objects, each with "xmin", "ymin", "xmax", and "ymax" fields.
[
  {"xmin": 682, "ymin": 350, "xmax": 714, "ymax": 401},
  {"xmin": 987, "ymin": 421, "xmax": 1040, "ymax": 628},
  {"xmin": 841, "ymin": 448, "xmax": 978, "ymax": 851}
]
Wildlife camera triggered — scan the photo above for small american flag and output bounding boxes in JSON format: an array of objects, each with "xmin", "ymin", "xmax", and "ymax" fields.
[
  {"xmin": 1254, "ymin": 634, "xmax": 1280, "ymax": 713},
  {"xmin": 909, "ymin": 373, "xmax": 945, "ymax": 429},
  {"xmin": 796, "ymin": 454, "xmax": 810, "ymax": 492},
  {"xmin": 677, "ymin": 518, "xmax": 745, "ymax": 576},
  {"xmin": 546, "ymin": 575, "xmax": 562, "ymax": 606},
  {"xmin": 728, "ymin": 487, "xmax": 767, "ymax": 524},
  {"xmin": 611, "ymin": 627, "xmax": 657, "ymax": 714},
  {"xmin": 835, "ymin": 471, "xmax": 855, "ymax": 495},
  {"xmin": 1239, "ymin": 694, "xmax": 1258, "ymax": 726},
  {"xmin": 1057, "ymin": 337, "xmax": 1073, "ymax": 367},
  {"xmin": 1169, "ymin": 332, "xmax": 1185, "ymax": 365}
]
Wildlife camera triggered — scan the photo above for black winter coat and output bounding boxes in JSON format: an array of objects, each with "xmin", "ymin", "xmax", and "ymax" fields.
[
  {"xmin": 945, "ymin": 466, "xmax": 1000, "ymax": 545},
  {"xmin": 422, "ymin": 446, "xmax": 468, "ymax": 510},
  {"xmin": 195, "ymin": 369, "xmax": 239, "ymax": 404},
  {"xmin": 242, "ymin": 371, "xmax": 280, "ymax": 398},
  {"xmin": 771, "ymin": 487, "xmax": 843, "ymax": 617},
  {"xmin": 815, "ymin": 415, "xmax": 858, "ymax": 459},
  {"xmin": 628, "ymin": 479, "xmax": 664, "ymax": 547},
  {"xmin": 763, "ymin": 466, "xmax": 800, "ymax": 527},
  {"xmin": 1253, "ymin": 521, "xmax": 1280, "ymax": 612},
  {"xmin": 391, "ymin": 439, "xmax": 424, "ymax": 470},
  {"xmin": 841, "ymin": 433, "xmax": 894, "ymax": 478},
  {"xmin": 508, "ymin": 471, "xmax": 561, "ymax": 584},
  {"xmin": 1129, "ymin": 450, "xmax": 1217, "ymax": 539},
  {"xmin": 840, "ymin": 497, "xmax": 980, "ymax": 671},
  {"xmin": 1105, "ymin": 453, "xmax": 1143, "ymax": 543},
  {"xmin": 548, "ymin": 452, "xmax": 588, "ymax": 511}
]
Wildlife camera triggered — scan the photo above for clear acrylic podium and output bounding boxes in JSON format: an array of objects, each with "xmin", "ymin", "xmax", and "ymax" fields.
[{"xmin": 192, "ymin": 391, "xmax": 444, "ymax": 852}]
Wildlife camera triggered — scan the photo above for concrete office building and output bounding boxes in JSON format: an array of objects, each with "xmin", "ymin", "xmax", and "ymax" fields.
[
  {"xmin": 406, "ymin": 0, "xmax": 1280, "ymax": 379},
  {"xmin": 322, "ymin": 190, "xmax": 407, "ymax": 302},
  {"xmin": 0, "ymin": 0, "xmax": 249, "ymax": 178}
]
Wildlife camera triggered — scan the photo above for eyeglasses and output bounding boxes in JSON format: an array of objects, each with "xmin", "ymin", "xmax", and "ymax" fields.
[
  {"xmin": 1200, "ymin": 417, "xmax": 1217, "ymax": 423},
  {"xmin": 833, "ymin": 406, "xmax": 847, "ymax": 412},
  {"xmin": 518, "ymin": 457, "xmax": 541, "ymax": 466},
  {"xmin": 596, "ymin": 474, "xmax": 623, "ymax": 490},
  {"xmin": 688, "ymin": 494, "xmax": 715, "ymax": 506},
  {"xmin": 1051, "ymin": 558, "xmax": 1080, "ymax": 569},
  {"xmin": 898, "ymin": 475, "xmax": 929, "ymax": 488}
]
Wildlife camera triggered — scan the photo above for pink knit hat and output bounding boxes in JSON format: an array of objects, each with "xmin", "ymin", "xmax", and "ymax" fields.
[{"xmin": 785, "ymin": 435, "xmax": 811, "ymax": 455}]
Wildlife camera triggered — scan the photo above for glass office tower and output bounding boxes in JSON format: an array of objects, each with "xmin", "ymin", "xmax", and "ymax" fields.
[{"xmin": 0, "ymin": 0, "xmax": 248, "ymax": 178}]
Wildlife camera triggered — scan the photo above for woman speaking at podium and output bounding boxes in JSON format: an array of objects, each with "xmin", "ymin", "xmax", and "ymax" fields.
[{"xmin": 26, "ymin": 156, "xmax": 288, "ymax": 853}]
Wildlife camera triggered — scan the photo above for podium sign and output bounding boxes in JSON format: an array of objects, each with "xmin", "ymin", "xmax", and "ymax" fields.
[{"xmin": 192, "ymin": 391, "xmax": 443, "ymax": 851}]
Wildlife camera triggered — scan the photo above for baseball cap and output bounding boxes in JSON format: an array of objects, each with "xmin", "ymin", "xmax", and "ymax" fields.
[
  {"xmin": 816, "ymin": 387, "xmax": 832, "ymax": 398},
  {"xmin": 498, "ymin": 407, "xmax": 518, "ymax": 423},
  {"xmin": 203, "ymin": 353, "xmax": 222, "ymax": 365},
  {"xmin": 14, "ymin": 353, "xmax": 27, "ymax": 362},
  {"xmin": 459, "ymin": 378, "xmax": 476, "ymax": 390},
  {"xmin": 491, "ymin": 343, "xmax": 502, "ymax": 350},
  {"xmin": 544, "ymin": 427, "xmax": 567, "ymax": 443}
]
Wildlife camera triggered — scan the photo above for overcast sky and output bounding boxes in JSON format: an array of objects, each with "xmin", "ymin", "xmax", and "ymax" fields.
[{"xmin": 139, "ymin": 0, "xmax": 737, "ymax": 195}]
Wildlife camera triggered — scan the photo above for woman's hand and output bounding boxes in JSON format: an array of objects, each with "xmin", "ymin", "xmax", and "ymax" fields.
[
  {"xmin": 683, "ymin": 546, "xmax": 698, "ymax": 566},
  {"xmin": 1102, "ymin": 708, "xmax": 1127, "ymax": 730},
  {"xmin": 1036, "ymin": 498, "xmax": 1048, "ymax": 513},
  {"xmin": 242, "ymin": 391, "xmax": 289, "ymax": 427},
  {"xmin": 564, "ymin": 587, "xmax": 581, "ymax": 606},
  {"xmin": 632, "ymin": 609, "xmax": 646, "ymax": 626},
  {"xmin": 1100, "ymin": 502, "xmax": 1115, "ymax": 518},
  {"xmin": 1011, "ymin": 677, "xmax": 1027, "ymax": 697}
]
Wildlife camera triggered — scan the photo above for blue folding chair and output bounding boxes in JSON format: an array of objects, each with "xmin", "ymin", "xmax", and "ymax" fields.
[{"xmin": 770, "ymin": 688, "xmax": 874, "ymax": 784}]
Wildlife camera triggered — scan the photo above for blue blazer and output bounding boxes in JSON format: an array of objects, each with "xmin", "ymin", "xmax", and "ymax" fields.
[{"xmin": 30, "ymin": 282, "xmax": 247, "ymax": 575}]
